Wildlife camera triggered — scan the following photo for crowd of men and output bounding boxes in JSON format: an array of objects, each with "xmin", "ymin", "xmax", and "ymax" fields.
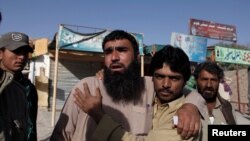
[{"xmin": 0, "ymin": 11, "xmax": 249, "ymax": 141}]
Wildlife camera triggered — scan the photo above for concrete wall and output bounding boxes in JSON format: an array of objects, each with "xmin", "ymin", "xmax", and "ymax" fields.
[{"xmin": 225, "ymin": 69, "xmax": 249, "ymax": 114}]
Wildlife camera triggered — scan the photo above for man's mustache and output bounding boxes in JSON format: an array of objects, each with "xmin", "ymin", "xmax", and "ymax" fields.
[
  {"xmin": 109, "ymin": 63, "xmax": 125, "ymax": 68},
  {"xmin": 203, "ymin": 87, "xmax": 214, "ymax": 92},
  {"xmin": 158, "ymin": 89, "xmax": 174, "ymax": 94}
]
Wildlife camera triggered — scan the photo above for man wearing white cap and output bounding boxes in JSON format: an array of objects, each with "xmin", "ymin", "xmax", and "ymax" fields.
[{"xmin": 0, "ymin": 32, "xmax": 38, "ymax": 141}]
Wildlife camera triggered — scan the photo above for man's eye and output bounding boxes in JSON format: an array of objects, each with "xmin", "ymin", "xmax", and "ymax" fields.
[
  {"xmin": 171, "ymin": 78, "xmax": 178, "ymax": 81},
  {"xmin": 117, "ymin": 48, "xmax": 127, "ymax": 52},
  {"xmin": 170, "ymin": 77, "xmax": 182, "ymax": 81},
  {"xmin": 104, "ymin": 49, "xmax": 112, "ymax": 54},
  {"xmin": 154, "ymin": 74, "xmax": 164, "ymax": 79}
]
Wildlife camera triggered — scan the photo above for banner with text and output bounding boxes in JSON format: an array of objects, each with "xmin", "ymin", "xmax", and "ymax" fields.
[
  {"xmin": 58, "ymin": 26, "xmax": 144, "ymax": 55},
  {"xmin": 215, "ymin": 46, "xmax": 250, "ymax": 65},
  {"xmin": 144, "ymin": 44, "xmax": 165, "ymax": 55},
  {"xmin": 189, "ymin": 18, "xmax": 237, "ymax": 42},
  {"xmin": 170, "ymin": 32, "xmax": 207, "ymax": 63}
]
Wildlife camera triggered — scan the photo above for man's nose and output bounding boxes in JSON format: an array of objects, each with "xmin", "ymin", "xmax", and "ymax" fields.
[
  {"xmin": 162, "ymin": 77, "xmax": 171, "ymax": 88},
  {"xmin": 111, "ymin": 51, "xmax": 119, "ymax": 61},
  {"xmin": 206, "ymin": 80, "xmax": 212, "ymax": 87}
]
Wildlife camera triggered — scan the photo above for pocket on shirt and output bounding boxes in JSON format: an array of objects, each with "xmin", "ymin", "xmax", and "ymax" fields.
[{"xmin": 130, "ymin": 105, "xmax": 153, "ymax": 135}]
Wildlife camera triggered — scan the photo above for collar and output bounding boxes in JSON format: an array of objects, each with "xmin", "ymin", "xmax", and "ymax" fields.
[
  {"xmin": 14, "ymin": 71, "xmax": 24, "ymax": 81},
  {"xmin": 214, "ymin": 97, "xmax": 222, "ymax": 109},
  {"xmin": 154, "ymin": 95, "xmax": 185, "ymax": 113}
]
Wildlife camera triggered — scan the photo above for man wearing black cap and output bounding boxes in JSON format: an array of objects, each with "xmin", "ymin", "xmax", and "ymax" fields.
[{"xmin": 0, "ymin": 32, "xmax": 38, "ymax": 141}]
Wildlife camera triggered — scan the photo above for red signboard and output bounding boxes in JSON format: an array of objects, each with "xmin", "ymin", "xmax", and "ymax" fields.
[{"xmin": 189, "ymin": 18, "xmax": 237, "ymax": 42}]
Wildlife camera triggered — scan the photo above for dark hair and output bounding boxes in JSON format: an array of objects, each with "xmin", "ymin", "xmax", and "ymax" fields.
[
  {"xmin": 193, "ymin": 61, "xmax": 224, "ymax": 80},
  {"xmin": 102, "ymin": 30, "xmax": 139, "ymax": 55},
  {"xmin": 150, "ymin": 45, "xmax": 191, "ymax": 82}
]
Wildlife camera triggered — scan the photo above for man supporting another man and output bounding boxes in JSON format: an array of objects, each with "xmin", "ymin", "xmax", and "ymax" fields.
[
  {"xmin": 74, "ymin": 45, "xmax": 205, "ymax": 141},
  {"xmin": 51, "ymin": 30, "xmax": 206, "ymax": 141}
]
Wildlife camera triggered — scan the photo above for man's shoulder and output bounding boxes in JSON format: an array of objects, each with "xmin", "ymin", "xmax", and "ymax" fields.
[
  {"xmin": 0, "ymin": 71, "xmax": 14, "ymax": 94},
  {"xmin": 144, "ymin": 76, "xmax": 152, "ymax": 79},
  {"xmin": 79, "ymin": 76, "xmax": 100, "ymax": 82},
  {"xmin": 183, "ymin": 87, "xmax": 195, "ymax": 96},
  {"xmin": 0, "ymin": 71, "xmax": 28, "ymax": 95},
  {"xmin": 143, "ymin": 76, "xmax": 153, "ymax": 83},
  {"xmin": 23, "ymin": 77, "xmax": 35, "ymax": 86},
  {"xmin": 74, "ymin": 76, "xmax": 102, "ymax": 88},
  {"xmin": 1, "ymin": 79, "xmax": 27, "ymax": 100}
]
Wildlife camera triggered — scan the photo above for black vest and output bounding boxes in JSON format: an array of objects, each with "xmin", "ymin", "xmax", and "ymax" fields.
[
  {"xmin": 217, "ymin": 94, "xmax": 236, "ymax": 125},
  {"xmin": 0, "ymin": 80, "xmax": 28, "ymax": 141}
]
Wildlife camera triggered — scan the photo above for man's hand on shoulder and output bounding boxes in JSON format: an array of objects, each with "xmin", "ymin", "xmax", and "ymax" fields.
[{"xmin": 175, "ymin": 103, "xmax": 200, "ymax": 139}]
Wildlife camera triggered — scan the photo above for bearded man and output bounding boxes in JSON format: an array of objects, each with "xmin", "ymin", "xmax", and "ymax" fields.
[{"xmin": 51, "ymin": 30, "xmax": 205, "ymax": 141}]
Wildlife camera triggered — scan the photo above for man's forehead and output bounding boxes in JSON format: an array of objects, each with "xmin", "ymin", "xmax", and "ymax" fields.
[
  {"xmin": 199, "ymin": 70, "xmax": 219, "ymax": 79},
  {"xmin": 104, "ymin": 39, "xmax": 133, "ymax": 47},
  {"xmin": 155, "ymin": 68, "xmax": 183, "ymax": 77}
]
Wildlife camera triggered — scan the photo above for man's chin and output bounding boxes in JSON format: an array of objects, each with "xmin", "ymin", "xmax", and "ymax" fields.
[{"xmin": 13, "ymin": 67, "xmax": 24, "ymax": 72}]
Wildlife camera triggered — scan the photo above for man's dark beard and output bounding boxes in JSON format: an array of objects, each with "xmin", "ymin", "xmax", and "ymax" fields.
[
  {"xmin": 104, "ymin": 61, "xmax": 145, "ymax": 103},
  {"xmin": 197, "ymin": 87, "xmax": 217, "ymax": 103}
]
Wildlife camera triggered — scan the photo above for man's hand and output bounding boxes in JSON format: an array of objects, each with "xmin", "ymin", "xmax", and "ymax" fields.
[
  {"xmin": 95, "ymin": 69, "xmax": 104, "ymax": 80},
  {"xmin": 73, "ymin": 83, "xmax": 104, "ymax": 123},
  {"xmin": 174, "ymin": 103, "xmax": 200, "ymax": 139}
]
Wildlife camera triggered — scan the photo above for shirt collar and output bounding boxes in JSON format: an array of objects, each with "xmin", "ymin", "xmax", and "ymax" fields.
[{"xmin": 154, "ymin": 95, "xmax": 185, "ymax": 113}]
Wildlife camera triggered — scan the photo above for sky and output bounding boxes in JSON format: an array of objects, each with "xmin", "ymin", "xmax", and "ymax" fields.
[{"xmin": 0, "ymin": 0, "xmax": 249, "ymax": 46}]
